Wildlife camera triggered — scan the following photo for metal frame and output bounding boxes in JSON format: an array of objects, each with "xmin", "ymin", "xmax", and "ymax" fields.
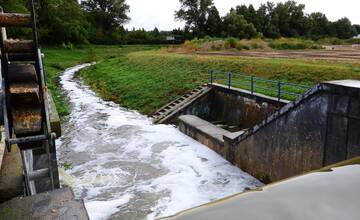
[
  {"xmin": 0, "ymin": 0, "xmax": 58, "ymax": 196},
  {"xmin": 209, "ymin": 70, "xmax": 312, "ymax": 101}
]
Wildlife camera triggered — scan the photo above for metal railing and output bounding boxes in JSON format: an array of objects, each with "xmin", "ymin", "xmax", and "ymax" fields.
[{"xmin": 209, "ymin": 70, "xmax": 312, "ymax": 101}]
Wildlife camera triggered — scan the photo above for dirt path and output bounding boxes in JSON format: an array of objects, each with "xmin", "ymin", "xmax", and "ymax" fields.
[{"xmin": 196, "ymin": 49, "xmax": 360, "ymax": 61}]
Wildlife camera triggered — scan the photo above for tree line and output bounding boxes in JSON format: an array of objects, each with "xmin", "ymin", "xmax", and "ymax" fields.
[
  {"xmin": 176, "ymin": 0, "xmax": 360, "ymax": 40},
  {"xmin": 0, "ymin": 0, "xmax": 132, "ymax": 44},
  {"xmin": 0, "ymin": 0, "xmax": 359, "ymax": 45}
]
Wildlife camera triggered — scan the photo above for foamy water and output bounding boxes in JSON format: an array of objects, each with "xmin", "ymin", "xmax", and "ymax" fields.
[{"xmin": 57, "ymin": 64, "xmax": 262, "ymax": 220}]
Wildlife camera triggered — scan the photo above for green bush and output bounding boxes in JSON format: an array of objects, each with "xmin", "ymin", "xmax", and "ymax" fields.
[
  {"xmin": 242, "ymin": 45, "xmax": 250, "ymax": 50},
  {"xmin": 225, "ymin": 38, "xmax": 239, "ymax": 49},
  {"xmin": 268, "ymin": 42, "xmax": 320, "ymax": 50}
]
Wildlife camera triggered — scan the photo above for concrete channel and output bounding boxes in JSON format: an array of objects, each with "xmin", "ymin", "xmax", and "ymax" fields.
[{"xmin": 1, "ymin": 63, "xmax": 360, "ymax": 219}]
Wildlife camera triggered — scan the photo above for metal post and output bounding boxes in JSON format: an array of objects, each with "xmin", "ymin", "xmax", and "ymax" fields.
[
  {"xmin": 251, "ymin": 76, "xmax": 254, "ymax": 95},
  {"xmin": 228, "ymin": 72, "xmax": 232, "ymax": 89},
  {"xmin": 209, "ymin": 70, "xmax": 214, "ymax": 84},
  {"xmin": 0, "ymin": 7, "xmax": 7, "ymax": 41},
  {"xmin": 277, "ymin": 80, "xmax": 281, "ymax": 101}
]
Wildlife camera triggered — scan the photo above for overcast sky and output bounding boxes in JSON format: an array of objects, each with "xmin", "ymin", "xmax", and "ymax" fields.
[{"xmin": 124, "ymin": 0, "xmax": 360, "ymax": 31}]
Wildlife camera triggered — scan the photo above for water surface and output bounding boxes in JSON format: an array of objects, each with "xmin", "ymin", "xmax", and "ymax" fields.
[{"xmin": 57, "ymin": 64, "xmax": 262, "ymax": 220}]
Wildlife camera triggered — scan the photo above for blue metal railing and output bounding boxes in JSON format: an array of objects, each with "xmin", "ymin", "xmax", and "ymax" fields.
[{"xmin": 209, "ymin": 70, "xmax": 312, "ymax": 101}]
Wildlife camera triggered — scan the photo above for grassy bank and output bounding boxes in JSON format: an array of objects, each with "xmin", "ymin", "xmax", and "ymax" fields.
[
  {"xmin": 80, "ymin": 50, "xmax": 360, "ymax": 115},
  {"xmin": 43, "ymin": 45, "xmax": 160, "ymax": 117}
]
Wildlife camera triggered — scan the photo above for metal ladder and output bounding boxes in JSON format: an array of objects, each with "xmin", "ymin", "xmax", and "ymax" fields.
[{"xmin": 0, "ymin": 0, "xmax": 59, "ymax": 195}]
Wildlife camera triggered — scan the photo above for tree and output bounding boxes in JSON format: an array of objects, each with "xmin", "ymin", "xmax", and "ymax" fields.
[
  {"xmin": 234, "ymin": 4, "xmax": 260, "ymax": 32},
  {"xmin": 353, "ymin": 24, "xmax": 360, "ymax": 35},
  {"xmin": 223, "ymin": 9, "xmax": 257, "ymax": 39},
  {"xmin": 308, "ymin": 12, "xmax": 330, "ymax": 39},
  {"xmin": 37, "ymin": 0, "xmax": 90, "ymax": 44},
  {"xmin": 333, "ymin": 17, "xmax": 357, "ymax": 39},
  {"xmin": 257, "ymin": 2, "xmax": 280, "ymax": 38},
  {"xmin": 82, "ymin": 0, "xmax": 129, "ymax": 30},
  {"xmin": 175, "ymin": 0, "xmax": 214, "ymax": 37},
  {"xmin": 205, "ymin": 6, "xmax": 222, "ymax": 37},
  {"xmin": 271, "ymin": 1, "xmax": 308, "ymax": 37},
  {"xmin": 82, "ymin": 0, "xmax": 130, "ymax": 43}
]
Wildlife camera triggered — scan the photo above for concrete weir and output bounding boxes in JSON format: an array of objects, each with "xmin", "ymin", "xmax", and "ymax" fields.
[{"xmin": 170, "ymin": 80, "xmax": 360, "ymax": 183}]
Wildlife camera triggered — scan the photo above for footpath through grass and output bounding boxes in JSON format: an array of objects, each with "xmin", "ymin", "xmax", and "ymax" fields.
[
  {"xmin": 80, "ymin": 49, "xmax": 360, "ymax": 115},
  {"xmin": 43, "ymin": 45, "xmax": 159, "ymax": 117}
]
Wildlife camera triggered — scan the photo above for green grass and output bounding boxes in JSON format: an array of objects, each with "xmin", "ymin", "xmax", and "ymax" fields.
[
  {"xmin": 80, "ymin": 49, "xmax": 360, "ymax": 115},
  {"xmin": 43, "ymin": 45, "xmax": 160, "ymax": 117}
]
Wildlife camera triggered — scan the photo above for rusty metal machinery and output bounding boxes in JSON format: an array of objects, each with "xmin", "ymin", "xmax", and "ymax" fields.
[{"xmin": 0, "ymin": 0, "xmax": 59, "ymax": 195}]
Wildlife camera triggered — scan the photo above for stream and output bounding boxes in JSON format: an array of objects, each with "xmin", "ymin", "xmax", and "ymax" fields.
[{"xmin": 57, "ymin": 64, "xmax": 262, "ymax": 220}]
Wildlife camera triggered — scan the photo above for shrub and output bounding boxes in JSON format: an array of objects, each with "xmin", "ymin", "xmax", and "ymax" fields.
[
  {"xmin": 235, "ymin": 43, "xmax": 243, "ymax": 50},
  {"xmin": 250, "ymin": 43, "xmax": 262, "ymax": 49},
  {"xmin": 225, "ymin": 37, "xmax": 239, "ymax": 49},
  {"xmin": 268, "ymin": 42, "xmax": 317, "ymax": 50},
  {"xmin": 61, "ymin": 42, "xmax": 74, "ymax": 50},
  {"xmin": 182, "ymin": 40, "xmax": 199, "ymax": 51}
]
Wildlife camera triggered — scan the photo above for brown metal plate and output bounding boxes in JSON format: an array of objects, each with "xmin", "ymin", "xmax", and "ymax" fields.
[
  {"xmin": 4, "ymin": 39, "xmax": 34, "ymax": 53},
  {"xmin": 12, "ymin": 106, "xmax": 42, "ymax": 135},
  {"xmin": 8, "ymin": 64, "xmax": 38, "ymax": 83},
  {"xmin": 0, "ymin": 13, "xmax": 31, "ymax": 27}
]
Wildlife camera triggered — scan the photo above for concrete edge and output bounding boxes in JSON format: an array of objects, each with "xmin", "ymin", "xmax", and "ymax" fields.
[
  {"xmin": 178, "ymin": 115, "xmax": 227, "ymax": 144},
  {"xmin": 47, "ymin": 91, "xmax": 61, "ymax": 138},
  {"xmin": 210, "ymin": 83, "xmax": 290, "ymax": 105}
]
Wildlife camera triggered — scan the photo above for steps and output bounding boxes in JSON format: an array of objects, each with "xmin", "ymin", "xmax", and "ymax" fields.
[{"xmin": 152, "ymin": 84, "xmax": 211, "ymax": 124}]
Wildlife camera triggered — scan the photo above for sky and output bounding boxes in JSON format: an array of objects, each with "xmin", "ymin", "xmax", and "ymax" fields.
[{"xmin": 124, "ymin": 0, "xmax": 360, "ymax": 31}]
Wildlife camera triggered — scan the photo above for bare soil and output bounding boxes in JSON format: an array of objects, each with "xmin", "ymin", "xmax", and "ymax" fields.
[{"xmin": 196, "ymin": 48, "xmax": 360, "ymax": 62}]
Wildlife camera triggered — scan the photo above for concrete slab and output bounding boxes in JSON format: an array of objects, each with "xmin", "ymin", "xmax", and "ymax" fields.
[
  {"xmin": 162, "ymin": 157, "xmax": 360, "ymax": 220},
  {"xmin": 325, "ymin": 80, "xmax": 360, "ymax": 89},
  {"xmin": 0, "ymin": 140, "xmax": 23, "ymax": 203},
  {"xmin": 179, "ymin": 115, "xmax": 231, "ymax": 142},
  {"xmin": 178, "ymin": 115, "xmax": 210, "ymax": 128},
  {"xmin": 0, "ymin": 187, "xmax": 89, "ymax": 219}
]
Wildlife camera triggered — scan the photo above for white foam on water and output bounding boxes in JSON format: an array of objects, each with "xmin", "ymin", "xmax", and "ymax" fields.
[
  {"xmin": 85, "ymin": 194, "xmax": 132, "ymax": 220},
  {"xmin": 57, "ymin": 64, "xmax": 263, "ymax": 220}
]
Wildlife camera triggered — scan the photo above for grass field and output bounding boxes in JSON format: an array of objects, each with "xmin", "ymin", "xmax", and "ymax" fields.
[{"xmin": 79, "ymin": 48, "xmax": 360, "ymax": 115}]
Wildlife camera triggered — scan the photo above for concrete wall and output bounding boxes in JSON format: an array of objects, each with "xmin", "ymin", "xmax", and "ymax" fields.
[
  {"xmin": 167, "ymin": 84, "xmax": 284, "ymax": 130},
  {"xmin": 164, "ymin": 89, "xmax": 214, "ymax": 124},
  {"xmin": 224, "ymin": 81, "xmax": 360, "ymax": 183},
  {"xmin": 209, "ymin": 85, "xmax": 284, "ymax": 129}
]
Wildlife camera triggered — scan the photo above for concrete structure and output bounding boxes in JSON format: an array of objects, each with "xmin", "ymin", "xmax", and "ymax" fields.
[
  {"xmin": 0, "ymin": 188, "xmax": 89, "ymax": 219},
  {"xmin": 177, "ymin": 81, "xmax": 360, "ymax": 183},
  {"xmin": 155, "ymin": 83, "xmax": 284, "ymax": 128},
  {"xmin": 179, "ymin": 115, "xmax": 244, "ymax": 158},
  {"xmin": 161, "ymin": 157, "xmax": 360, "ymax": 220}
]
